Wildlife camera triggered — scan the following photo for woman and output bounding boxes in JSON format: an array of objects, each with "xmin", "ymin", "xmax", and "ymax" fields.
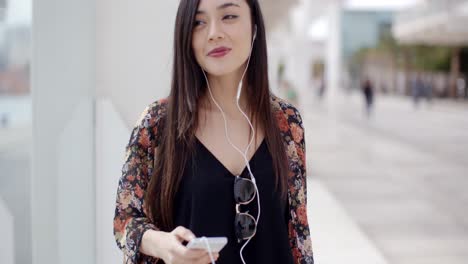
[{"xmin": 113, "ymin": 0, "xmax": 314, "ymax": 263}]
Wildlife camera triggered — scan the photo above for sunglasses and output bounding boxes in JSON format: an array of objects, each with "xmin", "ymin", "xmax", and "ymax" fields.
[{"xmin": 234, "ymin": 175, "xmax": 258, "ymax": 243}]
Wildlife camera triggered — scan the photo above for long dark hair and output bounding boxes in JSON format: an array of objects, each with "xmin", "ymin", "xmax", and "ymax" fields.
[{"xmin": 146, "ymin": 0, "xmax": 288, "ymax": 232}]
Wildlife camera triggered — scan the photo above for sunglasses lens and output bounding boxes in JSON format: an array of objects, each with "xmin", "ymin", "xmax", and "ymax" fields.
[
  {"xmin": 234, "ymin": 177, "xmax": 256, "ymax": 203},
  {"xmin": 234, "ymin": 213, "xmax": 257, "ymax": 241}
]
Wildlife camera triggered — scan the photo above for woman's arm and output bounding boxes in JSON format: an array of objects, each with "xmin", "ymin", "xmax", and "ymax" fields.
[
  {"xmin": 284, "ymin": 105, "xmax": 314, "ymax": 264},
  {"xmin": 114, "ymin": 101, "xmax": 165, "ymax": 264}
]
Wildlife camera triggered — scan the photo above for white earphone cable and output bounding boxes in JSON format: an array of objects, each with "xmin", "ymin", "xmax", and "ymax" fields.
[
  {"xmin": 200, "ymin": 25, "xmax": 259, "ymax": 264},
  {"xmin": 201, "ymin": 237, "xmax": 216, "ymax": 264}
]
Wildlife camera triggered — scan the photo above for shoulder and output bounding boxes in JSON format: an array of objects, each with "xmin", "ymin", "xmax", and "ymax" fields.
[
  {"xmin": 134, "ymin": 97, "xmax": 169, "ymax": 129},
  {"xmin": 270, "ymin": 94, "xmax": 304, "ymax": 130},
  {"xmin": 130, "ymin": 98, "xmax": 169, "ymax": 148}
]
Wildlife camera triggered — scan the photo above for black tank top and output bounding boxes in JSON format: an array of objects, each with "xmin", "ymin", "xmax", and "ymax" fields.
[{"xmin": 173, "ymin": 138, "xmax": 294, "ymax": 264}]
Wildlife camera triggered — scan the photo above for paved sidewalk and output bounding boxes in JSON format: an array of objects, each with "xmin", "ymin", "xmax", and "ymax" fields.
[
  {"xmin": 302, "ymin": 91, "xmax": 468, "ymax": 264},
  {"xmin": 308, "ymin": 178, "xmax": 389, "ymax": 264}
]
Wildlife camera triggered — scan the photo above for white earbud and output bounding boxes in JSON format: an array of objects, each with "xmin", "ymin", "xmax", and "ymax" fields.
[{"xmin": 253, "ymin": 24, "xmax": 257, "ymax": 41}]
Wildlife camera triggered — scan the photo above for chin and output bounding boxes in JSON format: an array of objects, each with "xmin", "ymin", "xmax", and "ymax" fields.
[{"xmin": 202, "ymin": 62, "xmax": 242, "ymax": 77}]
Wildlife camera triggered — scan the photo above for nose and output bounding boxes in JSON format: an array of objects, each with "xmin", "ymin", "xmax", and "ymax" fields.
[{"xmin": 208, "ymin": 22, "xmax": 224, "ymax": 42}]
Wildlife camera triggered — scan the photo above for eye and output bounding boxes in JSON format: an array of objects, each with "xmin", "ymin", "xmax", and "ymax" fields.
[
  {"xmin": 223, "ymin": 15, "xmax": 238, "ymax": 20},
  {"xmin": 194, "ymin": 20, "xmax": 206, "ymax": 27}
]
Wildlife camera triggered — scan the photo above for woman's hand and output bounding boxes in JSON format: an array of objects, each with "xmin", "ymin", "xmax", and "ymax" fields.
[{"xmin": 142, "ymin": 226, "xmax": 219, "ymax": 264}]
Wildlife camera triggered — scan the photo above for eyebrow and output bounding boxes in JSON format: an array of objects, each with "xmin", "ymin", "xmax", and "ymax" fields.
[{"xmin": 196, "ymin": 2, "xmax": 241, "ymax": 14}]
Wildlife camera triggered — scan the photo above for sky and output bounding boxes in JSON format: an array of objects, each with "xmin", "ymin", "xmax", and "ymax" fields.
[{"xmin": 345, "ymin": 0, "xmax": 425, "ymax": 11}]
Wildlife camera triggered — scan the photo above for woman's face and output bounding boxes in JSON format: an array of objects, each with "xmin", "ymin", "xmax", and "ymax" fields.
[{"xmin": 192, "ymin": 0, "xmax": 253, "ymax": 77}]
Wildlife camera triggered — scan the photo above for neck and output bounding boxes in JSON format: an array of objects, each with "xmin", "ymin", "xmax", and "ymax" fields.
[{"xmin": 201, "ymin": 66, "xmax": 249, "ymax": 117}]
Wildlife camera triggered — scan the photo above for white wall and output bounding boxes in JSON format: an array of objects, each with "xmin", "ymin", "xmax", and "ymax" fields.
[
  {"xmin": 96, "ymin": 99, "xmax": 130, "ymax": 263},
  {"xmin": 32, "ymin": 0, "xmax": 96, "ymax": 263},
  {"xmin": 96, "ymin": 0, "xmax": 177, "ymax": 128},
  {"xmin": 33, "ymin": 0, "xmax": 179, "ymax": 262}
]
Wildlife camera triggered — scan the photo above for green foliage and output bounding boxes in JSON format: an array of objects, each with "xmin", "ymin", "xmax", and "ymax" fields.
[
  {"xmin": 400, "ymin": 45, "xmax": 451, "ymax": 71},
  {"xmin": 352, "ymin": 33, "xmax": 454, "ymax": 72}
]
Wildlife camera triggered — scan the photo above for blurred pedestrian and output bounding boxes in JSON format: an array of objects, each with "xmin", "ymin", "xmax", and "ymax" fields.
[
  {"xmin": 424, "ymin": 75, "xmax": 434, "ymax": 104},
  {"xmin": 1, "ymin": 113, "xmax": 8, "ymax": 128},
  {"xmin": 412, "ymin": 73, "xmax": 424, "ymax": 108},
  {"xmin": 317, "ymin": 78, "xmax": 325, "ymax": 99},
  {"xmin": 361, "ymin": 78, "xmax": 374, "ymax": 118}
]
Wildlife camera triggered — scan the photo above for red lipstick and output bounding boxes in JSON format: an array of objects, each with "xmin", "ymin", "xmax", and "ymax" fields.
[{"xmin": 208, "ymin": 46, "xmax": 231, "ymax": 58}]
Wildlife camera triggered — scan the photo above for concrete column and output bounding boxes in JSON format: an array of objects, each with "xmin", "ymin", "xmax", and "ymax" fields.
[
  {"xmin": 326, "ymin": 0, "xmax": 343, "ymax": 104},
  {"xmin": 31, "ymin": 0, "xmax": 96, "ymax": 263},
  {"xmin": 323, "ymin": 0, "xmax": 343, "ymax": 146}
]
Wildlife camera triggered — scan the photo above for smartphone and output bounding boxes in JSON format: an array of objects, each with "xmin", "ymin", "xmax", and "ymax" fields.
[{"xmin": 186, "ymin": 237, "xmax": 228, "ymax": 253}]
